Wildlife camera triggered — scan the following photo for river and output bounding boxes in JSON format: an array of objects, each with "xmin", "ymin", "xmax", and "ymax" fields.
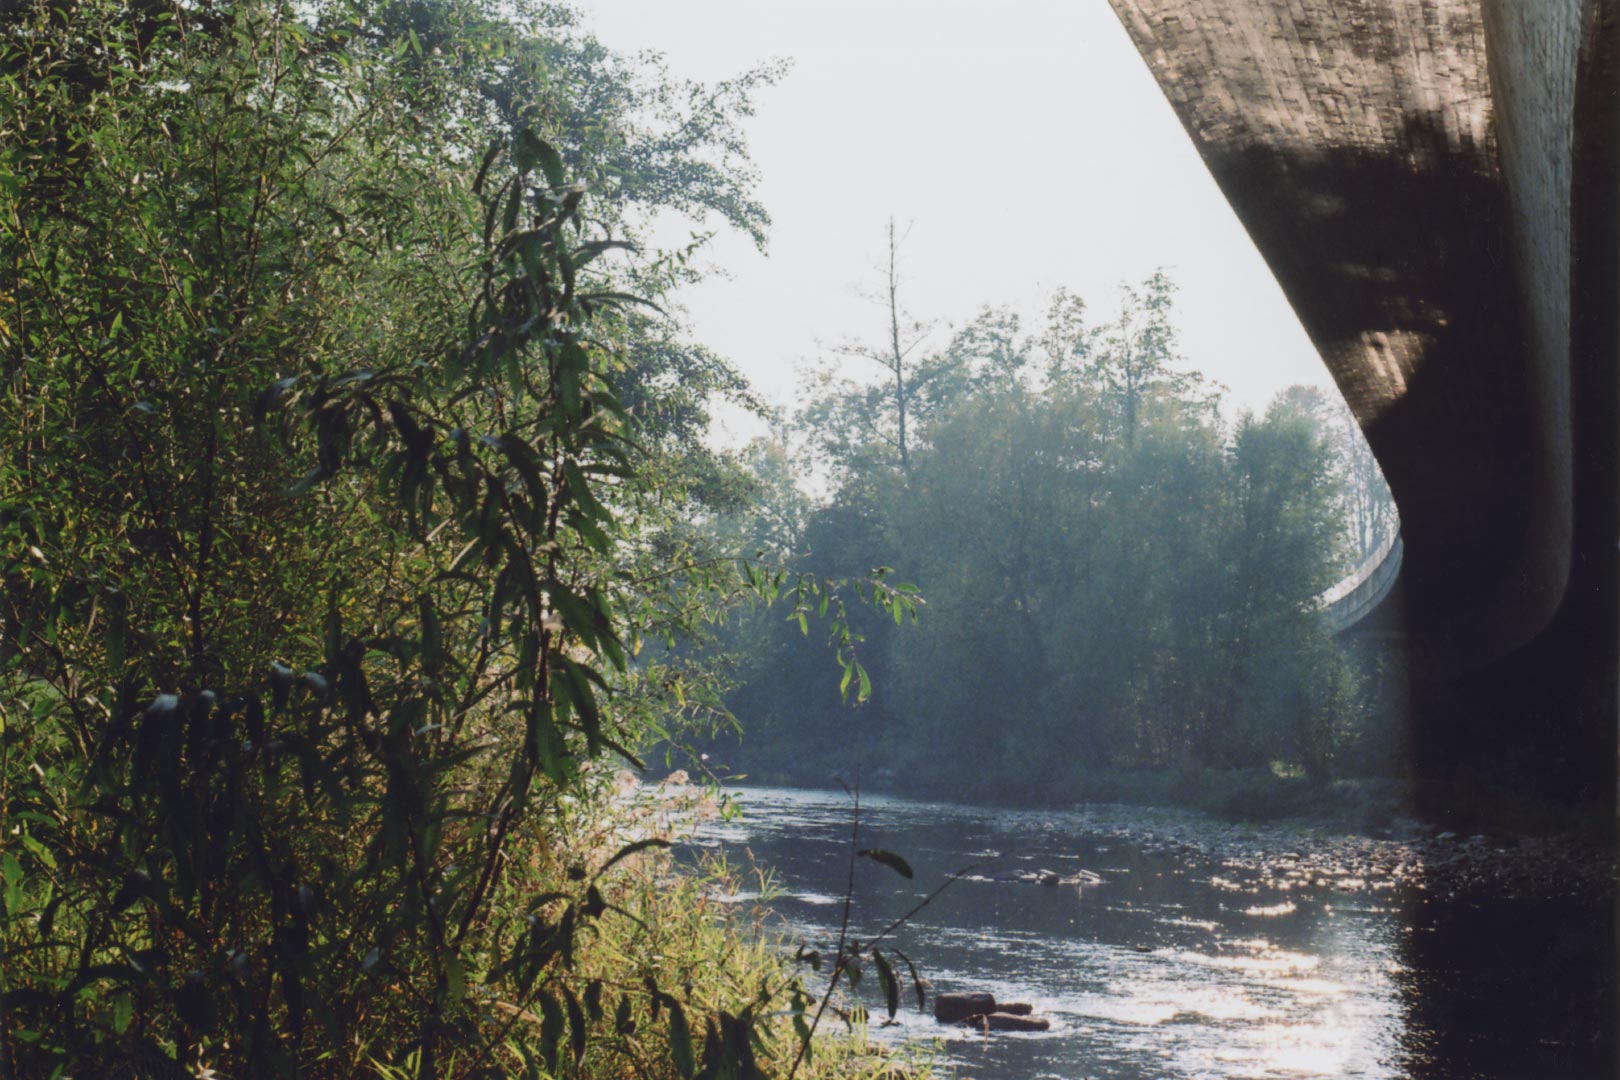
[{"xmin": 684, "ymin": 785, "xmax": 1616, "ymax": 1080}]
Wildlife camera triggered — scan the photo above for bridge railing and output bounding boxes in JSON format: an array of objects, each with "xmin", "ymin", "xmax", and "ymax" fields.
[{"xmin": 1317, "ymin": 529, "xmax": 1403, "ymax": 633}]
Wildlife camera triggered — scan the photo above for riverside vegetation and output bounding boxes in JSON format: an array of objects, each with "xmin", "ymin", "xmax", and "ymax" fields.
[
  {"xmin": 1, "ymin": 1, "xmax": 1410, "ymax": 1075},
  {"xmin": 0, "ymin": 1, "xmax": 923, "ymax": 1075}
]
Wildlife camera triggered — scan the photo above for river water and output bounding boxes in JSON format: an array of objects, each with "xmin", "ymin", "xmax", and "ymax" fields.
[{"xmin": 685, "ymin": 785, "xmax": 1615, "ymax": 1080}]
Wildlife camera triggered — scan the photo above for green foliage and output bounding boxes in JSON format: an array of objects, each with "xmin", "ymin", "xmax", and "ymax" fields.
[
  {"xmin": 0, "ymin": 3, "xmax": 908, "ymax": 1076},
  {"xmin": 709, "ymin": 273, "xmax": 1375, "ymax": 800}
]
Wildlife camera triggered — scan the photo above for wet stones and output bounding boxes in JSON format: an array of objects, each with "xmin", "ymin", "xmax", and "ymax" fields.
[
  {"xmin": 934, "ymin": 992, "xmax": 1051, "ymax": 1032},
  {"xmin": 977, "ymin": 868, "xmax": 1104, "ymax": 887},
  {"xmin": 982, "ymin": 869, "xmax": 1058, "ymax": 885},
  {"xmin": 933, "ymin": 993, "xmax": 996, "ymax": 1023}
]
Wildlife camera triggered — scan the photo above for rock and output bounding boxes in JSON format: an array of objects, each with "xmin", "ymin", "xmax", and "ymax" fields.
[
  {"xmin": 985, "ymin": 867, "xmax": 1102, "ymax": 887},
  {"xmin": 996, "ymin": 1002, "xmax": 1034, "ymax": 1015},
  {"xmin": 961, "ymin": 1012, "xmax": 1052, "ymax": 1032},
  {"xmin": 934, "ymin": 992, "xmax": 997, "ymax": 1023}
]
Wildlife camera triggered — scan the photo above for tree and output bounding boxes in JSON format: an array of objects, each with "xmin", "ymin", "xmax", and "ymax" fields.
[
  {"xmin": 1037, "ymin": 286, "xmax": 1094, "ymax": 381},
  {"xmin": 1202, "ymin": 399, "xmax": 1352, "ymax": 770},
  {"xmin": 1331, "ymin": 401, "xmax": 1397, "ymax": 560},
  {"xmin": 337, "ymin": 0, "xmax": 785, "ymax": 252},
  {"xmin": 799, "ymin": 219, "xmax": 933, "ymax": 480},
  {"xmin": 921, "ymin": 304, "xmax": 1033, "ymax": 405},
  {"xmin": 1087, "ymin": 271, "xmax": 1210, "ymax": 445},
  {"xmin": 0, "ymin": 4, "xmax": 906, "ymax": 1075},
  {"xmin": 721, "ymin": 276, "xmax": 1372, "ymax": 796},
  {"xmin": 1269, "ymin": 385, "xmax": 1397, "ymax": 561}
]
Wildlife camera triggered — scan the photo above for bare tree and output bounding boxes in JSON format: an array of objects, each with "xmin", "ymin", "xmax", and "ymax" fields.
[{"xmin": 828, "ymin": 218, "xmax": 933, "ymax": 475}]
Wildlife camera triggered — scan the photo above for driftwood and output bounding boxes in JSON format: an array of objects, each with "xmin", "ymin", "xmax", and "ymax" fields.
[
  {"xmin": 933, "ymin": 992, "xmax": 996, "ymax": 1022},
  {"xmin": 960, "ymin": 1011, "xmax": 1052, "ymax": 1032}
]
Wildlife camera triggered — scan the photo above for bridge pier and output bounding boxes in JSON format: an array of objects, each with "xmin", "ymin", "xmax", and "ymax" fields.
[{"xmin": 1109, "ymin": 0, "xmax": 1618, "ymax": 811}]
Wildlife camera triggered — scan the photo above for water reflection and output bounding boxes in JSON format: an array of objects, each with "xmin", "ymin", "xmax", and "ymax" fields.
[
  {"xmin": 1394, "ymin": 889, "xmax": 1616, "ymax": 1079},
  {"xmin": 686, "ymin": 786, "xmax": 1612, "ymax": 1080}
]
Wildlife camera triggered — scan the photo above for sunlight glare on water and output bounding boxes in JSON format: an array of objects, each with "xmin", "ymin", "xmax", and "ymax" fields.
[{"xmin": 686, "ymin": 785, "xmax": 1420, "ymax": 1080}]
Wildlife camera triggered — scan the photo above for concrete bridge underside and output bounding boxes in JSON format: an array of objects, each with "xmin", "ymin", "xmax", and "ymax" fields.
[{"xmin": 1107, "ymin": 0, "xmax": 1617, "ymax": 802}]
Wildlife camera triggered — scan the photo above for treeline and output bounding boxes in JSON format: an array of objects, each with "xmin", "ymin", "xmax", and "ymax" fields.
[{"xmin": 705, "ymin": 265, "xmax": 1399, "ymax": 802}]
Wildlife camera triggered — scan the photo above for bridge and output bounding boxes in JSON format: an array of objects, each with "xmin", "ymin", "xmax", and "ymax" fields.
[
  {"xmin": 1320, "ymin": 532, "xmax": 1403, "ymax": 636},
  {"xmin": 1108, "ymin": 0, "xmax": 1617, "ymax": 804}
]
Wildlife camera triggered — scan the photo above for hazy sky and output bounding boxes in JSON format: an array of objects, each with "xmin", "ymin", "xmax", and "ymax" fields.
[{"xmin": 572, "ymin": 0, "xmax": 1333, "ymax": 438}]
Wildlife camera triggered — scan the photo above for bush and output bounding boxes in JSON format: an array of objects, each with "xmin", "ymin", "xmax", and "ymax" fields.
[{"xmin": 0, "ymin": 5, "xmax": 911, "ymax": 1074}]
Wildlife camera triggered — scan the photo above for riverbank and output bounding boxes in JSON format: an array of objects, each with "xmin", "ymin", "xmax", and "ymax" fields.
[
  {"xmin": 705, "ymin": 773, "xmax": 1617, "ymax": 905},
  {"xmin": 729, "ymin": 760, "xmax": 1361, "ymax": 819},
  {"xmin": 1049, "ymin": 798, "xmax": 1617, "ymax": 905},
  {"xmin": 729, "ymin": 757, "xmax": 1613, "ymax": 843}
]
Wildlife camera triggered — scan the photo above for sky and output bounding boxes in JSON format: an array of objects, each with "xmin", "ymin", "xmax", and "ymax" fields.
[{"xmin": 570, "ymin": 0, "xmax": 1333, "ymax": 440}]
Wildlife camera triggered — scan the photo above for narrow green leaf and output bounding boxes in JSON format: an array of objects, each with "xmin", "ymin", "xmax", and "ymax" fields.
[
  {"xmin": 584, "ymin": 979, "xmax": 603, "ymax": 1021},
  {"xmin": 856, "ymin": 848, "xmax": 914, "ymax": 879},
  {"xmin": 561, "ymin": 460, "xmax": 612, "ymax": 524},
  {"xmin": 668, "ymin": 1000, "xmax": 695, "ymax": 1079},
  {"xmin": 892, "ymin": 949, "xmax": 927, "ymax": 1012},
  {"xmin": 324, "ymin": 584, "xmax": 343, "ymax": 665},
  {"xmin": 538, "ymin": 990, "xmax": 564, "ymax": 1074},
  {"xmin": 445, "ymin": 956, "xmax": 466, "ymax": 1001},
  {"xmin": 472, "ymin": 140, "xmax": 502, "ymax": 195},
  {"xmin": 873, "ymin": 950, "xmax": 900, "ymax": 1020},
  {"xmin": 1, "ymin": 852, "xmax": 23, "ymax": 915},
  {"xmin": 563, "ymin": 985, "xmax": 587, "ymax": 1066},
  {"xmin": 596, "ymin": 837, "xmax": 670, "ymax": 875},
  {"xmin": 418, "ymin": 594, "xmax": 443, "ymax": 671},
  {"xmin": 613, "ymin": 993, "xmax": 634, "ymax": 1035}
]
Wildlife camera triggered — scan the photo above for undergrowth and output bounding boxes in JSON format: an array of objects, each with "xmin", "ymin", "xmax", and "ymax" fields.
[{"xmin": 462, "ymin": 770, "xmax": 935, "ymax": 1080}]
